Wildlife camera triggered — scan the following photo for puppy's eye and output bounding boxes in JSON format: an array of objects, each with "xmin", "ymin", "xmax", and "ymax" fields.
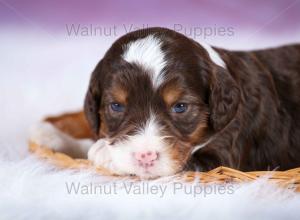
[
  {"xmin": 110, "ymin": 103, "xmax": 125, "ymax": 112},
  {"xmin": 172, "ymin": 103, "xmax": 188, "ymax": 113}
]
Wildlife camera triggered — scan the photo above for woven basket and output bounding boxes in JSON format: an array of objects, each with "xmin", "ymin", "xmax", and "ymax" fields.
[{"xmin": 29, "ymin": 111, "xmax": 300, "ymax": 191}]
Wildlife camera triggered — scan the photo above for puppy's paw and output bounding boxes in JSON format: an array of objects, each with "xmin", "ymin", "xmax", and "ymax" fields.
[
  {"xmin": 30, "ymin": 122, "xmax": 67, "ymax": 148},
  {"xmin": 88, "ymin": 139, "xmax": 116, "ymax": 172},
  {"xmin": 30, "ymin": 121, "xmax": 93, "ymax": 158}
]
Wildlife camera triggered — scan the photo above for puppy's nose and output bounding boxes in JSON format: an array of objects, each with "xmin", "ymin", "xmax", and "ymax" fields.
[{"xmin": 134, "ymin": 151, "xmax": 159, "ymax": 168}]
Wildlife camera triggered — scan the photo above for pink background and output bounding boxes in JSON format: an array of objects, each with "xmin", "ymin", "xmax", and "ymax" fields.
[{"xmin": 1, "ymin": 0, "xmax": 299, "ymax": 33}]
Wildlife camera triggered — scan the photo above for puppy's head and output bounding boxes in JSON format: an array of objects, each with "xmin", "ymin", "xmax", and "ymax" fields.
[{"xmin": 84, "ymin": 27, "xmax": 240, "ymax": 178}]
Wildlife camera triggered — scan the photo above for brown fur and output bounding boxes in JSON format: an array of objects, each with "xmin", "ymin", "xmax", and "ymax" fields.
[
  {"xmin": 46, "ymin": 112, "xmax": 93, "ymax": 139},
  {"xmin": 84, "ymin": 27, "xmax": 300, "ymax": 172}
]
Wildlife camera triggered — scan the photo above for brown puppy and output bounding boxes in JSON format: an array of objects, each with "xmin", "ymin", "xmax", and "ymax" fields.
[{"xmin": 84, "ymin": 27, "xmax": 300, "ymax": 178}]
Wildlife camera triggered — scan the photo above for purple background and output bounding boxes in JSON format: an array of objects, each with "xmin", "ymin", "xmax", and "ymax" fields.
[{"xmin": 1, "ymin": 0, "xmax": 300, "ymax": 33}]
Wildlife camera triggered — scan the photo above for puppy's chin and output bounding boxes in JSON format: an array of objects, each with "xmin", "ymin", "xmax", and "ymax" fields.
[{"xmin": 88, "ymin": 139, "xmax": 182, "ymax": 179}]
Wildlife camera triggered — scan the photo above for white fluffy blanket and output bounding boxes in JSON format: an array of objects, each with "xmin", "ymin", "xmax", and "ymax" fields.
[{"xmin": 1, "ymin": 30, "xmax": 300, "ymax": 220}]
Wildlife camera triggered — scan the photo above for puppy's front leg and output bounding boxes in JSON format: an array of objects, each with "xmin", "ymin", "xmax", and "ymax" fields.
[
  {"xmin": 88, "ymin": 139, "xmax": 116, "ymax": 172},
  {"xmin": 30, "ymin": 121, "xmax": 93, "ymax": 158}
]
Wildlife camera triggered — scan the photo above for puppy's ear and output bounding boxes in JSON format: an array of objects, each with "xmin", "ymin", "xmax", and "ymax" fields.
[
  {"xmin": 84, "ymin": 61, "xmax": 103, "ymax": 137},
  {"xmin": 209, "ymin": 67, "xmax": 240, "ymax": 131}
]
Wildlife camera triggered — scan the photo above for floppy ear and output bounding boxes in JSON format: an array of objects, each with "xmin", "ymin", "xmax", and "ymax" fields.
[
  {"xmin": 84, "ymin": 61, "xmax": 103, "ymax": 137},
  {"xmin": 209, "ymin": 67, "xmax": 240, "ymax": 131}
]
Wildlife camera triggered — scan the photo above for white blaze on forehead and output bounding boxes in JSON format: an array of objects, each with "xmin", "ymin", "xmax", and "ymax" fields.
[
  {"xmin": 198, "ymin": 41, "xmax": 226, "ymax": 68},
  {"xmin": 122, "ymin": 35, "xmax": 167, "ymax": 88}
]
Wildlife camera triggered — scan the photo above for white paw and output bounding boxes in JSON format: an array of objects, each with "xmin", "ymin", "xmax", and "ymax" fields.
[
  {"xmin": 30, "ymin": 122, "xmax": 66, "ymax": 148},
  {"xmin": 29, "ymin": 122, "xmax": 94, "ymax": 158},
  {"xmin": 88, "ymin": 139, "xmax": 116, "ymax": 171}
]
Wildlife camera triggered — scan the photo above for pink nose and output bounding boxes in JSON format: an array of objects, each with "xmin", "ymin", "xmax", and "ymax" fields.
[{"xmin": 134, "ymin": 151, "xmax": 159, "ymax": 168}]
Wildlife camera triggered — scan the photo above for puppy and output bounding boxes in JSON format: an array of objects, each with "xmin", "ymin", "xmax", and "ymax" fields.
[
  {"xmin": 83, "ymin": 27, "xmax": 300, "ymax": 178},
  {"xmin": 32, "ymin": 27, "xmax": 300, "ymax": 178}
]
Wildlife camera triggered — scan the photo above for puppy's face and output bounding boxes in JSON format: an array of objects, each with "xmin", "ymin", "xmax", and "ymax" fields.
[{"xmin": 85, "ymin": 28, "xmax": 239, "ymax": 178}]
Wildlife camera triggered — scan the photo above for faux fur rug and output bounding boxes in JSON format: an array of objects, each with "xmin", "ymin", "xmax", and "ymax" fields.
[{"xmin": 1, "ymin": 30, "xmax": 300, "ymax": 220}]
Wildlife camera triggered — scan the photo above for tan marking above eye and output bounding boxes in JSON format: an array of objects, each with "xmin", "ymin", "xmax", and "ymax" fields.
[
  {"xmin": 161, "ymin": 84, "xmax": 184, "ymax": 107},
  {"xmin": 110, "ymin": 86, "xmax": 128, "ymax": 104}
]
